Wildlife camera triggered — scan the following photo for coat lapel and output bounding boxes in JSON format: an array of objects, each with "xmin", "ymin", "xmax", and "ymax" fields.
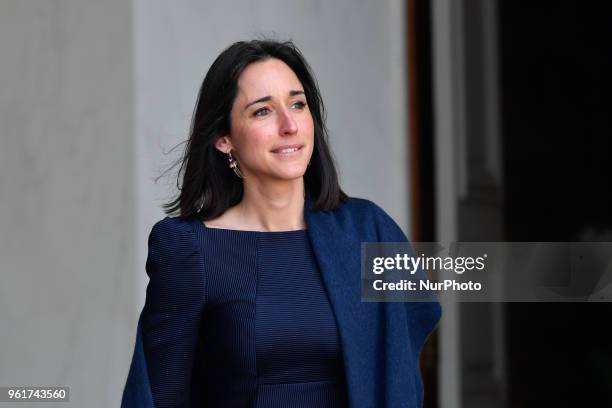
[{"xmin": 304, "ymin": 195, "xmax": 386, "ymax": 406}]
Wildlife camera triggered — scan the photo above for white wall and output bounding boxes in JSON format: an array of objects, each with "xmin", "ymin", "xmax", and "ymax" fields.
[
  {"xmin": 1, "ymin": 1, "xmax": 410, "ymax": 405},
  {"xmin": 0, "ymin": 1, "xmax": 134, "ymax": 407}
]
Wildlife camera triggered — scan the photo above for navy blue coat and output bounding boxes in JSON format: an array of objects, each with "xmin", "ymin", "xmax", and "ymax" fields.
[{"xmin": 122, "ymin": 195, "xmax": 442, "ymax": 407}]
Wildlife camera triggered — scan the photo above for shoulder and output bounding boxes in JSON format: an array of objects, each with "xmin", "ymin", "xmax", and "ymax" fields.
[
  {"xmin": 317, "ymin": 196, "xmax": 383, "ymax": 219},
  {"xmin": 320, "ymin": 196, "xmax": 408, "ymax": 242},
  {"xmin": 147, "ymin": 216, "xmax": 201, "ymax": 261},
  {"xmin": 145, "ymin": 217, "xmax": 205, "ymax": 284},
  {"xmin": 149, "ymin": 216, "xmax": 197, "ymax": 243},
  {"xmin": 340, "ymin": 196, "xmax": 390, "ymax": 218},
  {"xmin": 339, "ymin": 196, "xmax": 400, "ymax": 226},
  {"xmin": 144, "ymin": 217, "xmax": 205, "ymax": 313}
]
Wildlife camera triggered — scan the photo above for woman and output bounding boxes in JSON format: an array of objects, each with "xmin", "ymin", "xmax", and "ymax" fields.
[{"xmin": 122, "ymin": 39, "xmax": 441, "ymax": 408}]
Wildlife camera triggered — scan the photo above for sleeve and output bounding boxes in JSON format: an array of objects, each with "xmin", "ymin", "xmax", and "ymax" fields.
[
  {"xmin": 369, "ymin": 201, "xmax": 442, "ymax": 406},
  {"xmin": 141, "ymin": 217, "xmax": 206, "ymax": 407}
]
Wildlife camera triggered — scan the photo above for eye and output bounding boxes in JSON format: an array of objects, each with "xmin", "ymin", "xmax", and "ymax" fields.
[
  {"xmin": 253, "ymin": 107, "xmax": 270, "ymax": 117},
  {"xmin": 292, "ymin": 101, "xmax": 307, "ymax": 109}
]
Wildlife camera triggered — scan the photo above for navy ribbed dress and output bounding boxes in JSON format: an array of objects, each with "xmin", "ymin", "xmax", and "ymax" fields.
[{"xmin": 142, "ymin": 218, "xmax": 348, "ymax": 407}]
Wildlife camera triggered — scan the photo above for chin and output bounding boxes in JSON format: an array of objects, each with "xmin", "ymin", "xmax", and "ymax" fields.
[{"xmin": 274, "ymin": 166, "xmax": 308, "ymax": 180}]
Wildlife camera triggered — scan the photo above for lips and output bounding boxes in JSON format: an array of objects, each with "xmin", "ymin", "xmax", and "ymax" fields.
[{"xmin": 271, "ymin": 144, "xmax": 304, "ymax": 154}]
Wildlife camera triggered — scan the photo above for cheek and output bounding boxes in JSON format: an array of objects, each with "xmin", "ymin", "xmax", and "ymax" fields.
[
  {"xmin": 298, "ymin": 114, "xmax": 315, "ymax": 139},
  {"xmin": 235, "ymin": 124, "xmax": 272, "ymax": 155}
]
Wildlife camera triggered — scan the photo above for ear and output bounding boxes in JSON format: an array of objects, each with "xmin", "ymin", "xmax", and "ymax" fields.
[{"xmin": 214, "ymin": 135, "xmax": 233, "ymax": 154}]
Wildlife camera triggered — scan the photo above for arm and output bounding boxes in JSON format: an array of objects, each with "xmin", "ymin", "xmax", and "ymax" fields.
[{"xmin": 141, "ymin": 217, "xmax": 205, "ymax": 407}]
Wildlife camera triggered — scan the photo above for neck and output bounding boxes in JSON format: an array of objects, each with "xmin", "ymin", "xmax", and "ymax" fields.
[{"xmin": 236, "ymin": 178, "xmax": 307, "ymax": 232}]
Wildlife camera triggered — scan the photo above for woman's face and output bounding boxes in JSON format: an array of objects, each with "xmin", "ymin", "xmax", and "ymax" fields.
[{"xmin": 216, "ymin": 58, "xmax": 314, "ymax": 183}]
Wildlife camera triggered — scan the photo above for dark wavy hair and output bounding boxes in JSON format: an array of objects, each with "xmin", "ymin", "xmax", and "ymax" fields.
[{"xmin": 162, "ymin": 39, "xmax": 348, "ymax": 220}]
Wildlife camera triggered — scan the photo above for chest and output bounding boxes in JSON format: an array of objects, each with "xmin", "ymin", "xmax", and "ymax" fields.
[{"xmin": 197, "ymin": 229, "xmax": 344, "ymax": 385}]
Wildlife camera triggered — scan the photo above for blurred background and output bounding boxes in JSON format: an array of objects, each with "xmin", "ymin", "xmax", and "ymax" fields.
[{"xmin": 1, "ymin": 0, "xmax": 610, "ymax": 407}]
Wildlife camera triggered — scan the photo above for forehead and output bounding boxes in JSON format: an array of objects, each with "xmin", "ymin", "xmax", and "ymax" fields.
[{"xmin": 236, "ymin": 58, "xmax": 303, "ymax": 97}]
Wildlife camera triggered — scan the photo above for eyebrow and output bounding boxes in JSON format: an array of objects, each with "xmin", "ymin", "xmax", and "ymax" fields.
[{"xmin": 243, "ymin": 90, "xmax": 305, "ymax": 111}]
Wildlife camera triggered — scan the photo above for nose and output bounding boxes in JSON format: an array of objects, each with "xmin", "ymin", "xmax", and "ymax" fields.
[{"xmin": 278, "ymin": 107, "xmax": 298, "ymax": 136}]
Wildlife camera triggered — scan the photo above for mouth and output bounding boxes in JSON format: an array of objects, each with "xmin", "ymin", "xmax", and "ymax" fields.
[{"xmin": 271, "ymin": 145, "xmax": 304, "ymax": 156}]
